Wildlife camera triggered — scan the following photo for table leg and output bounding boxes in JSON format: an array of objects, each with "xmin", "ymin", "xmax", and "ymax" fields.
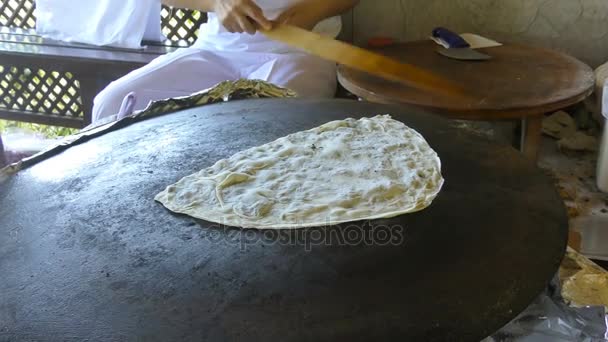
[
  {"xmin": 0, "ymin": 134, "xmax": 6, "ymax": 169},
  {"xmin": 520, "ymin": 116, "xmax": 543, "ymax": 160}
]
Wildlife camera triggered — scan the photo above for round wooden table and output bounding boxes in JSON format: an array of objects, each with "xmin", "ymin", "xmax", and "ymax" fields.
[{"xmin": 337, "ymin": 41, "xmax": 595, "ymax": 160}]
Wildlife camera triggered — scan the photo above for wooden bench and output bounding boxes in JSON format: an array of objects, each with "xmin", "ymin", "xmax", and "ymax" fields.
[{"xmin": 0, "ymin": 0, "xmax": 206, "ymax": 128}]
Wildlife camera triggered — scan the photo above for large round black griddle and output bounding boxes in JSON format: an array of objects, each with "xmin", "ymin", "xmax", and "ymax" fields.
[{"xmin": 0, "ymin": 99, "xmax": 567, "ymax": 341}]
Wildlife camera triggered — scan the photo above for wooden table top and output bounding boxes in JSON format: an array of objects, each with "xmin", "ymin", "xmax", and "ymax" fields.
[
  {"xmin": 338, "ymin": 41, "xmax": 595, "ymax": 120},
  {"xmin": 0, "ymin": 27, "xmax": 176, "ymax": 66}
]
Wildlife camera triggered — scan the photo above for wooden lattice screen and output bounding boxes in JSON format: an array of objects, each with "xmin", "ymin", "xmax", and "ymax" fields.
[
  {"xmin": 161, "ymin": 6, "xmax": 207, "ymax": 46},
  {"xmin": 0, "ymin": 0, "xmax": 36, "ymax": 29},
  {"xmin": 0, "ymin": 0, "xmax": 205, "ymax": 126},
  {"xmin": 0, "ymin": 65, "xmax": 83, "ymax": 118}
]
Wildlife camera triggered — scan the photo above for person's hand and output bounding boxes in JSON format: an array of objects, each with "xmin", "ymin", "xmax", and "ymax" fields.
[
  {"xmin": 212, "ymin": 0, "xmax": 273, "ymax": 34},
  {"xmin": 275, "ymin": 1, "xmax": 324, "ymax": 30}
]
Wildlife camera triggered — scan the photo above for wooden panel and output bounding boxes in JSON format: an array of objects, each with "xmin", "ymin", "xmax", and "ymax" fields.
[
  {"xmin": 0, "ymin": 40, "xmax": 168, "ymax": 68},
  {"xmin": 0, "ymin": 29, "xmax": 176, "ymax": 57},
  {"xmin": 0, "ymin": 107, "xmax": 84, "ymax": 128}
]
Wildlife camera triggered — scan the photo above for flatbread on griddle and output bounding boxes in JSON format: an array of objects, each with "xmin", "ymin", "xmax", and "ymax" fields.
[{"xmin": 155, "ymin": 115, "xmax": 444, "ymax": 229}]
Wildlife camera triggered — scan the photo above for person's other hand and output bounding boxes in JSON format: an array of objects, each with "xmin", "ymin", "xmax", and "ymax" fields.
[
  {"xmin": 275, "ymin": 1, "xmax": 323, "ymax": 30},
  {"xmin": 212, "ymin": 0, "xmax": 272, "ymax": 34}
]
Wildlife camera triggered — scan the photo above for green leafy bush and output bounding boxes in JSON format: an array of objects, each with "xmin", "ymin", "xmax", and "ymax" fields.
[{"xmin": 0, "ymin": 120, "xmax": 78, "ymax": 138}]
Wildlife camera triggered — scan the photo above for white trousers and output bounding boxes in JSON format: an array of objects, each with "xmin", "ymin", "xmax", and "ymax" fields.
[{"xmin": 92, "ymin": 48, "xmax": 337, "ymax": 123}]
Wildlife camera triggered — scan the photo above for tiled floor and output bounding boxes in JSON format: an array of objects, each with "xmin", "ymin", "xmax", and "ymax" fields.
[{"xmin": 538, "ymin": 135, "xmax": 608, "ymax": 261}]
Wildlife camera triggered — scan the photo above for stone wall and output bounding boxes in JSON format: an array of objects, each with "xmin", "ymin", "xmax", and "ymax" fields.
[{"xmin": 348, "ymin": 0, "xmax": 608, "ymax": 67}]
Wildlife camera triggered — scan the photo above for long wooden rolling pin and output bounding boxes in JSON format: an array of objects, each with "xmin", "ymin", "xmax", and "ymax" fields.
[{"xmin": 262, "ymin": 24, "xmax": 468, "ymax": 100}]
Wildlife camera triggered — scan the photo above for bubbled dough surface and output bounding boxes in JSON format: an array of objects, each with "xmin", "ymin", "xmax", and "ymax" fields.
[{"xmin": 155, "ymin": 115, "xmax": 444, "ymax": 229}]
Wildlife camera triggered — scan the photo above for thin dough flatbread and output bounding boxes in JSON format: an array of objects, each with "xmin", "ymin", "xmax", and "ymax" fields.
[{"xmin": 155, "ymin": 115, "xmax": 444, "ymax": 229}]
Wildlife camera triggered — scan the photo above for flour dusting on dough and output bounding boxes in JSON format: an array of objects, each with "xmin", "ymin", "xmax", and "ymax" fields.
[{"xmin": 155, "ymin": 115, "xmax": 444, "ymax": 229}]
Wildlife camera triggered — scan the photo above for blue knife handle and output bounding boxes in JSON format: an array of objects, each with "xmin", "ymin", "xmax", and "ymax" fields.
[{"xmin": 432, "ymin": 27, "xmax": 470, "ymax": 49}]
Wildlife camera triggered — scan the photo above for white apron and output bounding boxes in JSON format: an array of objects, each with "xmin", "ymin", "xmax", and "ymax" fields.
[{"xmin": 92, "ymin": 0, "xmax": 340, "ymax": 123}]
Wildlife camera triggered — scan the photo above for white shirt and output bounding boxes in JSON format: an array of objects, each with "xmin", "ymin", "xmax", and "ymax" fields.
[{"xmin": 192, "ymin": 0, "xmax": 342, "ymax": 53}]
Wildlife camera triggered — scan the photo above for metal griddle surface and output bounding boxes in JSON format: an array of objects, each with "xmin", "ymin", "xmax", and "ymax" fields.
[{"xmin": 0, "ymin": 99, "xmax": 567, "ymax": 341}]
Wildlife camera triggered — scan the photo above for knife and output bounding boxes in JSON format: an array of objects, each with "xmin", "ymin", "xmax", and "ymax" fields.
[
  {"xmin": 431, "ymin": 27, "xmax": 492, "ymax": 61},
  {"xmin": 262, "ymin": 24, "xmax": 469, "ymax": 100}
]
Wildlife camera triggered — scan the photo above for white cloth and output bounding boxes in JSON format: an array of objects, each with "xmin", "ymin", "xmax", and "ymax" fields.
[
  {"xmin": 35, "ymin": 0, "xmax": 162, "ymax": 49},
  {"xmin": 92, "ymin": 0, "xmax": 340, "ymax": 122},
  {"xmin": 599, "ymin": 64, "xmax": 608, "ymax": 119},
  {"xmin": 92, "ymin": 48, "xmax": 337, "ymax": 123},
  {"xmin": 604, "ymin": 82, "xmax": 608, "ymax": 119}
]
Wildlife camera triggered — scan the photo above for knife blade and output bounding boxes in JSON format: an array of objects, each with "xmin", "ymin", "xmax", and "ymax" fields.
[
  {"xmin": 262, "ymin": 24, "xmax": 469, "ymax": 100},
  {"xmin": 432, "ymin": 27, "xmax": 492, "ymax": 61}
]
